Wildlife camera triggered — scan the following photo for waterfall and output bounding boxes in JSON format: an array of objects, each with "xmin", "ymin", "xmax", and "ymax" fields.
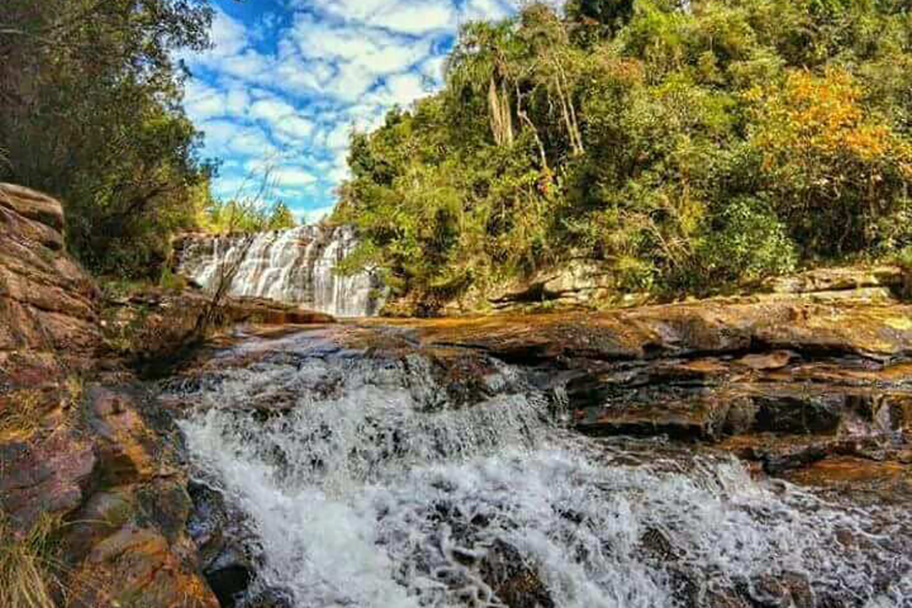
[
  {"xmin": 177, "ymin": 334, "xmax": 912, "ymax": 608},
  {"xmin": 178, "ymin": 225, "xmax": 383, "ymax": 317}
]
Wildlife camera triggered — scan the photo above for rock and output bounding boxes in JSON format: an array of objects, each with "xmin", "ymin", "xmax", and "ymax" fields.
[
  {"xmin": 85, "ymin": 386, "xmax": 157, "ymax": 484},
  {"xmin": 0, "ymin": 432, "xmax": 96, "ymax": 534},
  {"xmin": 188, "ymin": 481, "xmax": 259, "ymax": 607},
  {"xmin": 67, "ymin": 524, "xmax": 219, "ymax": 608},
  {"xmin": 487, "ymin": 260, "xmax": 617, "ymax": 310},
  {"xmin": 401, "ymin": 300, "xmax": 912, "ymax": 362},
  {"xmin": 0, "ymin": 183, "xmax": 100, "ymax": 396},
  {"xmin": 761, "ymin": 266, "xmax": 903, "ymax": 295},
  {"xmin": 0, "ymin": 183, "xmax": 65, "ymax": 231},
  {"xmin": 479, "ymin": 540, "xmax": 555, "ymax": 608},
  {"xmin": 575, "ymin": 387, "xmax": 733, "ymax": 441},
  {"xmin": 735, "ymin": 351, "xmax": 794, "ymax": 371},
  {"xmin": 0, "ymin": 184, "xmax": 223, "ymax": 608},
  {"xmin": 349, "ymin": 295, "xmax": 912, "ymax": 481}
]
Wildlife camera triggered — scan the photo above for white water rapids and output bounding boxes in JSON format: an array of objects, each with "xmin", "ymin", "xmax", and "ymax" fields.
[
  {"xmin": 178, "ymin": 337, "xmax": 912, "ymax": 608},
  {"xmin": 179, "ymin": 225, "xmax": 382, "ymax": 317}
]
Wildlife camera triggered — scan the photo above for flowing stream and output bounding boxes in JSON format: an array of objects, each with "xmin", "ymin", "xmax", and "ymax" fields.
[
  {"xmin": 178, "ymin": 333, "xmax": 912, "ymax": 608},
  {"xmin": 178, "ymin": 225, "xmax": 383, "ymax": 317}
]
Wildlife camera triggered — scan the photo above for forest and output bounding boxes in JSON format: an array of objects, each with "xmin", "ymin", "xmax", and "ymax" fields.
[{"xmin": 336, "ymin": 0, "xmax": 912, "ymax": 304}]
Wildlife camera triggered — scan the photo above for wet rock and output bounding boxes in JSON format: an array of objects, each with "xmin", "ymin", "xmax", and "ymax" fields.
[
  {"xmin": 85, "ymin": 386, "xmax": 157, "ymax": 484},
  {"xmin": 188, "ymin": 480, "xmax": 259, "ymax": 607},
  {"xmin": 753, "ymin": 391, "xmax": 844, "ymax": 435},
  {"xmin": 479, "ymin": 540, "xmax": 555, "ymax": 608},
  {"xmin": 780, "ymin": 457, "xmax": 912, "ymax": 506},
  {"xmin": 406, "ymin": 299, "xmax": 912, "ymax": 362},
  {"xmin": 575, "ymin": 387, "xmax": 732, "ymax": 441},
  {"xmin": 240, "ymin": 588, "xmax": 296, "ymax": 608},
  {"xmin": 67, "ymin": 523, "xmax": 219, "ymax": 608}
]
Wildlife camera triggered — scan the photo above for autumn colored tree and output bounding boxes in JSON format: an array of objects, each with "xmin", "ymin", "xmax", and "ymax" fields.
[{"xmin": 748, "ymin": 68, "xmax": 912, "ymax": 255}]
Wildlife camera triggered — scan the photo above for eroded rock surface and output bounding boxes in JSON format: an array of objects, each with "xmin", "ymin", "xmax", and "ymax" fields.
[{"xmin": 0, "ymin": 185, "xmax": 219, "ymax": 608}]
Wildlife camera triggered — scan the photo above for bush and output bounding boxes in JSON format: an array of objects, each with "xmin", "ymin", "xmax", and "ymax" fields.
[{"xmin": 695, "ymin": 196, "xmax": 797, "ymax": 285}]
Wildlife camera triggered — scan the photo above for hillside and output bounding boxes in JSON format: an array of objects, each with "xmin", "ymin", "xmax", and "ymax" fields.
[{"xmin": 336, "ymin": 0, "xmax": 912, "ymax": 314}]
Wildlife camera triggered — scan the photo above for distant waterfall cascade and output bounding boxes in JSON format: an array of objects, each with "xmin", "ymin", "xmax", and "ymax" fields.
[{"xmin": 178, "ymin": 225, "xmax": 383, "ymax": 317}]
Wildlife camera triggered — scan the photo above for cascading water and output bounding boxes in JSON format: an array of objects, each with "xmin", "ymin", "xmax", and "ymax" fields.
[
  {"xmin": 178, "ymin": 225, "xmax": 383, "ymax": 317},
  {"xmin": 178, "ymin": 332, "xmax": 912, "ymax": 608}
]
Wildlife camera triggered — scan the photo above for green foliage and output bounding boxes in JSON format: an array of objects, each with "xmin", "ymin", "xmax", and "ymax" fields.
[
  {"xmin": 269, "ymin": 202, "xmax": 298, "ymax": 230},
  {"xmin": 0, "ymin": 0, "xmax": 214, "ymax": 280},
  {"xmin": 694, "ymin": 196, "xmax": 797, "ymax": 285},
  {"xmin": 159, "ymin": 266, "xmax": 188, "ymax": 294},
  {"xmin": 199, "ymin": 198, "xmax": 298, "ymax": 234},
  {"xmin": 338, "ymin": 0, "xmax": 912, "ymax": 308}
]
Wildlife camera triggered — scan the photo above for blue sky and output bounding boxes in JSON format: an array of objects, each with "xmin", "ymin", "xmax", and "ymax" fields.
[{"xmin": 181, "ymin": 0, "xmax": 516, "ymax": 223}]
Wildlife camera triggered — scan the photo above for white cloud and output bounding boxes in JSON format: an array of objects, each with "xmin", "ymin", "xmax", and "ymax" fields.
[
  {"xmin": 374, "ymin": 2, "xmax": 455, "ymax": 34},
  {"xmin": 250, "ymin": 98, "xmax": 297, "ymax": 123},
  {"xmin": 300, "ymin": 204, "xmax": 337, "ymax": 224},
  {"xmin": 275, "ymin": 115, "xmax": 316, "ymax": 143},
  {"xmin": 208, "ymin": 9, "xmax": 249, "ymax": 57},
  {"xmin": 272, "ymin": 167, "xmax": 318, "ymax": 187},
  {"xmin": 185, "ymin": 0, "xmax": 517, "ymax": 212}
]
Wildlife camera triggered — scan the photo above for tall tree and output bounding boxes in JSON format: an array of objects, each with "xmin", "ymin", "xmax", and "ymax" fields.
[
  {"xmin": 0, "ymin": 0, "xmax": 213, "ymax": 278},
  {"xmin": 446, "ymin": 22, "xmax": 518, "ymax": 147}
]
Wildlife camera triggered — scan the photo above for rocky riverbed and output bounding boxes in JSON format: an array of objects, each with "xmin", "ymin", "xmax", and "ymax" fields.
[{"xmin": 1, "ymin": 182, "xmax": 911, "ymax": 607}]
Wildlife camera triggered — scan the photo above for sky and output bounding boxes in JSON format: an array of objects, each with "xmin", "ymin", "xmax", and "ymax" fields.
[{"xmin": 181, "ymin": 0, "xmax": 517, "ymax": 223}]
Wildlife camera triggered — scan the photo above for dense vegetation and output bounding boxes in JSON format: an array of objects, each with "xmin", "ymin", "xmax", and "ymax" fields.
[
  {"xmin": 0, "ymin": 0, "xmax": 218, "ymax": 279},
  {"xmin": 0, "ymin": 0, "xmax": 296, "ymax": 282},
  {"xmin": 337, "ymin": 0, "xmax": 912, "ymax": 307},
  {"xmin": 199, "ymin": 199, "xmax": 298, "ymax": 234}
]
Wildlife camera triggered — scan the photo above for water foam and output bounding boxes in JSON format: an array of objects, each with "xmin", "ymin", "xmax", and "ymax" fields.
[{"xmin": 179, "ymin": 355, "xmax": 912, "ymax": 608}]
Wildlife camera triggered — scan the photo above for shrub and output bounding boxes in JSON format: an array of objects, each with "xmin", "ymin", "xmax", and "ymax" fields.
[{"xmin": 696, "ymin": 196, "xmax": 798, "ymax": 285}]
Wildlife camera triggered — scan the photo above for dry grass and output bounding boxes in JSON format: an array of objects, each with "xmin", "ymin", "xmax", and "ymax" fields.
[
  {"xmin": 0, "ymin": 512, "xmax": 63, "ymax": 608},
  {"xmin": 0, "ymin": 389, "xmax": 44, "ymax": 442}
]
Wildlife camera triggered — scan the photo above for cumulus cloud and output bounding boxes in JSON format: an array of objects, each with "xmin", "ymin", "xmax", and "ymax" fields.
[{"xmin": 184, "ymin": 0, "xmax": 516, "ymax": 221}]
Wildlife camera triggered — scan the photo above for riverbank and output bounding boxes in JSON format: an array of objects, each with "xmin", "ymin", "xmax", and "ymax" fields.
[{"xmin": 2, "ymin": 183, "xmax": 911, "ymax": 606}]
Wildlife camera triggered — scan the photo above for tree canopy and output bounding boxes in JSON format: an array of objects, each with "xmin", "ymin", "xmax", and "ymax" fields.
[
  {"xmin": 0, "ymin": 0, "xmax": 215, "ymax": 278},
  {"xmin": 336, "ymin": 0, "xmax": 912, "ymax": 307}
]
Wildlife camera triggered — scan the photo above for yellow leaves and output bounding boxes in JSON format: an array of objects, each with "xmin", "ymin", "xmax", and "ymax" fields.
[
  {"xmin": 749, "ymin": 67, "xmax": 911, "ymax": 178},
  {"xmin": 597, "ymin": 55, "xmax": 646, "ymax": 86}
]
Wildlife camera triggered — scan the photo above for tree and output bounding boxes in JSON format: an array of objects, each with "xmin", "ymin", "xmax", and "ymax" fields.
[
  {"xmin": 446, "ymin": 21, "xmax": 518, "ymax": 147},
  {"xmin": 269, "ymin": 202, "xmax": 298, "ymax": 230},
  {"xmin": 0, "ymin": 0, "xmax": 214, "ymax": 279},
  {"xmin": 567, "ymin": 0, "xmax": 636, "ymax": 39},
  {"xmin": 339, "ymin": 0, "xmax": 912, "ymax": 308},
  {"xmin": 748, "ymin": 68, "xmax": 912, "ymax": 255}
]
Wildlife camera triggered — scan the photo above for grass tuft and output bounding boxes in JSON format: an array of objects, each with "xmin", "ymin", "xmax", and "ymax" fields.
[
  {"xmin": 0, "ymin": 389, "xmax": 44, "ymax": 442},
  {"xmin": 0, "ymin": 512, "xmax": 63, "ymax": 608}
]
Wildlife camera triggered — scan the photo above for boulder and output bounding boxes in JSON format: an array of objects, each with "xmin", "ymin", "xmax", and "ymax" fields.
[{"xmin": 0, "ymin": 183, "xmax": 100, "ymax": 378}]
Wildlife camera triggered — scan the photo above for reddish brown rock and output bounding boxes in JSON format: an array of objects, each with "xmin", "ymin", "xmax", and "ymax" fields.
[
  {"xmin": 0, "ymin": 183, "xmax": 100, "ymax": 379},
  {"xmin": 0, "ymin": 431, "xmax": 96, "ymax": 534},
  {"xmin": 67, "ymin": 523, "xmax": 220, "ymax": 608},
  {"xmin": 85, "ymin": 387, "xmax": 157, "ymax": 484},
  {"xmin": 0, "ymin": 184, "xmax": 218, "ymax": 607}
]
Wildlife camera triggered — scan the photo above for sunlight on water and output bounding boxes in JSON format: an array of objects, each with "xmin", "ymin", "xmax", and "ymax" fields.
[{"xmin": 179, "ymin": 353, "xmax": 912, "ymax": 608}]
